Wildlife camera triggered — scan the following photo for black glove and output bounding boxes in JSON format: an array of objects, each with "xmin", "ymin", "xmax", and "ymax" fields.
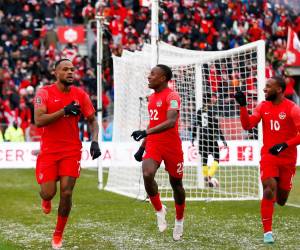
[
  {"xmin": 234, "ymin": 91, "xmax": 247, "ymax": 107},
  {"xmin": 131, "ymin": 130, "xmax": 147, "ymax": 141},
  {"xmin": 134, "ymin": 146, "xmax": 145, "ymax": 162},
  {"xmin": 223, "ymin": 141, "xmax": 228, "ymax": 147},
  {"xmin": 269, "ymin": 143, "xmax": 288, "ymax": 155},
  {"xmin": 64, "ymin": 101, "xmax": 80, "ymax": 116},
  {"xmin": 90, "ymin": 141, "xmax": 101, "ymax": 160}
]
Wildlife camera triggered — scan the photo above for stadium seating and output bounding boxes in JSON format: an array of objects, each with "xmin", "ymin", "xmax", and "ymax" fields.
[{"xmin": 0, "ymin": 0, "xmax": 299, "ymax": 141}]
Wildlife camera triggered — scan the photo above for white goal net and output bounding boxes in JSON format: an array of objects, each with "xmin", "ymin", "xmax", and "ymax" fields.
[{"xmin": 105, "ymin": 40, "xmax": 265, "ymax": 201}]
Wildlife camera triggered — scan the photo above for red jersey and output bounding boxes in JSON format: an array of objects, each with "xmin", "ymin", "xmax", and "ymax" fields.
[
  {"xmin": 147, "ymin": 87, "xmax": 181, "ymax": 144},
  {"xmin": 34, "ymin": 84, "xmax": 95, "ymax": 154},
  {"xmin": 241, "ymin": 98, "xmax": 300, "ymax": 160}
]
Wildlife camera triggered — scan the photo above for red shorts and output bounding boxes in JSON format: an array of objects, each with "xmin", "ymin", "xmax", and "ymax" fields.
[
  {"xmin": 36, "ymin": 151, "xmax": 81, "ymax": 184},
  {"xmin": 260, "ymin": 154, "xmax": 296, "ymax": 191},
  {"xmin": 144, "ymin": 141, "xmax": 184, "ymax": 179}
]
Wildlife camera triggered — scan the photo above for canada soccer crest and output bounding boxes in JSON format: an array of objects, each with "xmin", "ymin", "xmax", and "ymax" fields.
[
  {"xmin": 279, "ymin": 112, "xmax": 286, "ymax": 120},
  {"xmin": 156, "ymin": 100, "xmax": 162, "ymax": 107},
  {"xmin": 35, "ymin": 97, "xmax": 41, "ymax": 104}
]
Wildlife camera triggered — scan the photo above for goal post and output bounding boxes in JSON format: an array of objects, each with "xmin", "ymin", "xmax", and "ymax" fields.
[{"xmin": 105, "ymin": 40, "xmax": 265, "ymax": 201}]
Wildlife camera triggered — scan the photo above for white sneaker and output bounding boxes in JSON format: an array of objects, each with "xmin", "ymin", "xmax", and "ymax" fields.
[
  {"xmin": 173, "ymin": 218, "xmax": 184, "ymax": 241},
  {"xmin": 156, "ymin": 205, "xmax": 167, "ymax": 232}
]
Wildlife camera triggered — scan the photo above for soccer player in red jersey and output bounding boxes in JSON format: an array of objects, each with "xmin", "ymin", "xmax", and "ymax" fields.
[
  {"xmin": 34, "ymin": 59, "xmax": 101, "ymax": 249},
  {"xmin": 131, "ymin": 65, "xmax": 185, "ymax": 241},
  {"xmin": 235, "ymin": 76, "xmax": 300, "ymax": 244}
]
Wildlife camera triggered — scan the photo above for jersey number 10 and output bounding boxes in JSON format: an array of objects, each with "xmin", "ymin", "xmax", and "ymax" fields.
[{"xmin": 270, "ymin": 119, "xmax": 280, "ymax": 131}]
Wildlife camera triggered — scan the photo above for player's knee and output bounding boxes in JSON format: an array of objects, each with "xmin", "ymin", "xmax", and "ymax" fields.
[
  {"xmin": 263, "ymin": 187, "xmax": 274, "ymax": 200},
  {"xmin": 173, "ymin": 184, "xmax": 185, "ymax": 197},
  {"xmin": 170, "ymin": 178, "xmax": 183, "ymax": 190},
  {"xmin": 60, "ymin": 189, "xmax": 73, "ymax": 199},
  {"xmin": 142, "ymin": 169, "xmax": 155, "ymax": 181},
  {"xmin": 40, "ymin": 189, "xmax": 56, "ymax": 200}
]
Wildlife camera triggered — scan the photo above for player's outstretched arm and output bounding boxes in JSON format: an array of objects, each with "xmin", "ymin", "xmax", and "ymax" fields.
[
  {"xmin": 87, "ymin": 115, "xmax": 101, "ymax": 160},
  {"xmin": 234, "ymin": 91, "xmax": 251, "ymax": 129},
  {"xmin": 234, "ymin": 91, "xmax": 247, "ymax": 107},
  {"xmin": 234, "ymin": 91, "xmax": 261, "ymax": 130}
]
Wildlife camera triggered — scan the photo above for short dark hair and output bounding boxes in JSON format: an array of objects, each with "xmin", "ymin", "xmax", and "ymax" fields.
[
  {"xmin": 156, "ymin": 64, "xmax": 172, "ymax": 82},
  {"xmin": 271, "ymin": 76, "xmax": 286, "ymax": 93},
  {"xmin": 54, "ymin": 58, "xmax": 71, "ymax": 69}
]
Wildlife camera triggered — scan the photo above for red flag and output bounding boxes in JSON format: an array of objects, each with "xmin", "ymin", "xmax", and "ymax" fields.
[
  {"xmin": 57, "ymin": 26, "xmax": 85, "ymax": 44},
  {"xmin": 285, "ymin": 27, "xmax": 300, "ymax": 66}
]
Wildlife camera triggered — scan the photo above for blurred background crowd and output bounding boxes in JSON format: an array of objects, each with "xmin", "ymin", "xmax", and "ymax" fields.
[{"xmin": 0, "ymin": 0, "xmax": 299, "ymax": 142}]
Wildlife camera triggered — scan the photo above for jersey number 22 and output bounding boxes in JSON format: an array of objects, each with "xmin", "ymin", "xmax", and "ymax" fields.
[{"xmin": 150, "ymin": 109, "xmax": 159, "ymax": 120}]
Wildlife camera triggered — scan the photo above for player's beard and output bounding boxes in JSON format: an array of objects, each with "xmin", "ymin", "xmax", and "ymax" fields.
[
  {"xmin": 265, "ymin": 93, "xmax": 277, "ymax": 101},
  {"xmin": 61, "ymin": 78, "xmax": 73, "ymax": 86}
]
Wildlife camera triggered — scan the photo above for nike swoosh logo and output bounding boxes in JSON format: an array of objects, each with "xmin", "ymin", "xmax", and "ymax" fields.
[
  {"xmin": 136, "ymin": 135, "xmax": 142, "ymax": 140},
  {"xmin": 54, "ymin": 99, "xmax": 60, "ymax": 102},
  {"xmin": 264, "ymin": 112, "xmax": 269, "ymax": 114},
  {"xmin": 277, "ymin": 147, "xmax": 283, "ymax": 152}
]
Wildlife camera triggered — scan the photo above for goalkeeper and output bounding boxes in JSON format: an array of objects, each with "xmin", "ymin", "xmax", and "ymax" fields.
[{"xmin": 192, "ymin": 94, "xmax": 227, "ymax": 186}]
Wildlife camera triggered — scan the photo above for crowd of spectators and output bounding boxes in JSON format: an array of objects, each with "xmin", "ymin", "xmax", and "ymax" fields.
[
  {"xmin": 0, "ymin": 0, "xmax": 299, "ymax": 142},
  {"xmin": 0, "ymin": 0, "xmax": 108, "ymax": 142}
]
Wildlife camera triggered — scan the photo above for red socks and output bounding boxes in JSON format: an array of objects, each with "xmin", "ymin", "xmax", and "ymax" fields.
[
  {"xmin": 149, "ymin": 193, "xmax": 185, "ymax": 220},
  {"xmin": 149, "ymin": 193, "xmax": 163, "ymax": 211},
  {"xmin": 53, "ymin": 215, "xmax": 68, "ymax": 237},
  {"xmin": 42, "ymin": 199, "xmax": 51, "ymax": 208},
  {"xmin": 175, "ymin": 203, "xmax": 185, "ymax": 220},
  {"xmin": 42, "ymin": 199, "xmax": 51, "ymax": 214},
  {"xmin": 261, "ymin": 198, "xmax": 275, "ymax": 233}
]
